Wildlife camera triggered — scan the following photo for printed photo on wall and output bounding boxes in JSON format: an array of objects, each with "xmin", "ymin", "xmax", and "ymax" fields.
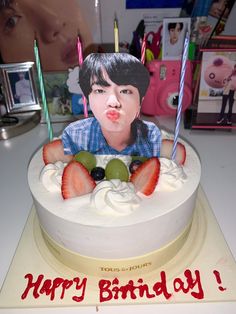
[
  {"xmin": 0, "ymin": 0, "xmax": 100, "ymax": 72},
  {"xmin": 162, "ymin": 17, "xmax": 191, "ymax": 60},
  {"xmin": 194, "ymin": 49, "xmax": 236, "ymax": 128}
]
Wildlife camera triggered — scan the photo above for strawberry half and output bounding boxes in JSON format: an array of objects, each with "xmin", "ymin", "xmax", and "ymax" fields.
[
  {"xmin": 160, "ymin": 139, "xmax": 186, "ymax": 165},
  {"xmin": 61, "ymin": 160, "xmax": 96, "ymax": 199},
  {"xmin": 130, "ymin": 157, "xmax": 160, "ymax": 196},
  {"xmin": 42, "ymin": 139, "xmax": 73, "ymax": 165}
]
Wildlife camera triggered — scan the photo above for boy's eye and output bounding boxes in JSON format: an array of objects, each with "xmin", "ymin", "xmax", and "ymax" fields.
[
  {"xmin": 120, "ymin": 89, "xmax": 132, "ymax": 94},
  {"xmin": 5, "ymin": 15, "xmax": 21, "ymax": 32},
  {"xmin": 94, "ymin": 88, "xmax": 105, "ymax": 94}
]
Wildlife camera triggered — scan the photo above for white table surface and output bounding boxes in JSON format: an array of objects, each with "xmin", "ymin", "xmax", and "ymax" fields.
[{"xmin": 0, "ymin": 115, "xmax": 236, "ymax": 313}]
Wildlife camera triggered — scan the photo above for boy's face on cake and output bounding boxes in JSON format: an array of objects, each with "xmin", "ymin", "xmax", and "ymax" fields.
[{"xmin": 89, "ymin": 70, "xmax": 140, "ymax": 133}]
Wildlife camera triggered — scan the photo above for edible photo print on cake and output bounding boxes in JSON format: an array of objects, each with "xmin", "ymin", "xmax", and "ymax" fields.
[{"xmin": 61, "ymin": 53, "xmax": 162, "ymax": 158}]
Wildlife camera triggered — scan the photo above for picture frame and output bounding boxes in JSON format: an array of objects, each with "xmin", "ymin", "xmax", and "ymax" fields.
[
  {"xmin": 206, "ymin": 35, "xmax": 236, "ymax": 50},
  {"xmin": 41, "ymin": 67, "xmax": 92, "ymax": 123},
  {"xmin": 162, "ymin": 17, "xmax": 191, "ymax": 60},
  {"xmin": 0, "ymin": 62, "xmax": 40, "ymax": 114},
  {"xmin": 192, "ymin": 49, "xmax": 236, "ymax": 129}
]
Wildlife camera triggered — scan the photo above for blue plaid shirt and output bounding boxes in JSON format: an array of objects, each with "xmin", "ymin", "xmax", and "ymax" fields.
[{"xmin": 62, "ymin": 117, "xmax": 161, "ymax": 157}]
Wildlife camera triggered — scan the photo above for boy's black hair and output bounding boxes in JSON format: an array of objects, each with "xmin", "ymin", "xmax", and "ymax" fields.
[
  {"xmin": 79, "ymin": 53, "xmax": 150, "ymax": 102},
  {"xmin": 168, "ymin": 22, "xmax": 184, "ymax": 31}
]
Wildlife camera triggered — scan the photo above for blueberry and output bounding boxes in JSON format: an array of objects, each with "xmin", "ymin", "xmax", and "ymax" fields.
[
  {"xmin": 91, "ymin": 167, "xmax": 105, "ymax": 181},
  {"xmin": 129, "ymin": 160, "xmax": 143, "ymax": 174}
]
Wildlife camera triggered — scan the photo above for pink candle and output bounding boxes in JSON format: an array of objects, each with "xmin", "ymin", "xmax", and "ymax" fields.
[
  {"xmin": 141, "ymin": 34, "xmax": 147, "ymax": 64},
  {"xmin": 77, "ymin": 36, "xmax": 88, "ymax": 118}
]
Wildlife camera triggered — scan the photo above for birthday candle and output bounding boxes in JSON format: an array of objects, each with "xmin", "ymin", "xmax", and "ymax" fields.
[
  {"xmin": 171, "ymin": 31, "xmax": 190, "ymax": 161},
  {"xmin": 34, "ymin": 39, "xmax": 53, "ymax": 141},
  {"xmin": 114, "ymin": 17, "xmax": 119, "ymax": 53},
  {"xmin": 77, "ymin": 36, "xmax": 88, "ymax": 118},
  {"xmin": 141, "ymin": 34, "xmax": 146, "ymax": 64}
]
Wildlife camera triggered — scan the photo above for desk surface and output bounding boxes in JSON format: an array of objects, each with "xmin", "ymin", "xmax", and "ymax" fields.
[{"xmin": 0, "ymin": 115, "xmax": 236, "ymax": 313}]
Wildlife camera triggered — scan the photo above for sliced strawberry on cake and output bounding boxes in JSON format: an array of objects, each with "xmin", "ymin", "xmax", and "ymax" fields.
[
  {"xmin": 43, "ymin": 139, "xmax": 73, "ymax": 165},
  {"xmin": 160, "ymin": 139, "xmax": 186, "ymax": 165},
  {"xmin": 130, "ymin": 157, "xmax": 160, "ymax": 196},
  {"xmin": 61, "ymin": 160, "xmax": 96, "ymax": 199}
]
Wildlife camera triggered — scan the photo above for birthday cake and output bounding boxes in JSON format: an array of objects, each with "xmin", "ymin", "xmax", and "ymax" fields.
[{"xmin": 28, "ymin": 130, "xmax": 201, "ymax": 277}]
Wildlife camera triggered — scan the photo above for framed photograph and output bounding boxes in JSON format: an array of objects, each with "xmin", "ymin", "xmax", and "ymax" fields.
[
  {"xmin": 41, "ymin": 66, "xmax": 92, "ymax": 123},
  {"xmin": 0, "ymin": 62, "xmax": 40, "ymax": 114},
  {"xmin": 192, "ymin": 49, "xmax": 236, "ymax": 129},
  {"xmin": 162, "ymin": 17, "xmax": 191, "ymax": 60}
]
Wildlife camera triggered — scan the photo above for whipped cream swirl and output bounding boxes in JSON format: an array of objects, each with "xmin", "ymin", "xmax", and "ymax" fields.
[
  {"xmin": 91, "ymin": 179, "xmax": 141, "ymax": 215},
  {"xmin": 158, "ymin": 158, "xmax": 187, "ymax": 190},
  {"xmin": 40, "ymin": 161, "xmax": 64, "ymax": 192}
]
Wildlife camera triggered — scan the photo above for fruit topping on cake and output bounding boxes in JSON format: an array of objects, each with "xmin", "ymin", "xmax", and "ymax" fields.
[
  {"xmin": 74, "ymin": 151, "xmax": 96, "ymax": 171},
  {"xmin": 129, "ymin": 159, "xmax": 143, "ymax": 174},
  {"xmin": 91, "ymin": 167, "xmax": 105, "ymax": 181},
  {"xmin": 130, "ymin": 157, "xmax": 160, "ymax": 196},
  {"xmin": 61, "ymin": 161, "xmax": 96, "ymax": 199},
  {"xmin": 105, "ymin": 158, "xmax": 129, "ymax": 182},
  {"xmin": 43, "ymin": 139, "xmax": 73, "ymax": 165},
  {"xmin": 160, "ymin": 139, "xmax": 186, "ymax": 165}
]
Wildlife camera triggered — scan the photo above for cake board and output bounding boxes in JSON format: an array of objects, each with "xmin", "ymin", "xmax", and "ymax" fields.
[{"xmin": 0, "ymin": 186, "xmax": 236, "ymax": 309}]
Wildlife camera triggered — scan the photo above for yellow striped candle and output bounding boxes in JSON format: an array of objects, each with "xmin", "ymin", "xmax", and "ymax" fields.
[{"xmin": 114, "ymin": 18, "xmax": 119, "ymax": 53}]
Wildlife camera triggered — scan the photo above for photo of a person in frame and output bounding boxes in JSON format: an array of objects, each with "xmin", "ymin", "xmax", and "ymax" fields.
[
  {"xmin": 217, "ymin": 64, "xmax": 236, "ymax": 125},
  {"xmin": 164, "ymin": 22, "xmax": 184, "ymax": 59},
  {"xmin": 209, "ymin": 0, "xmax": 234, "ymax": 20},
  {"xmin": 0, "ymin": 0, "xmax": 95, "ymax": 72},
  {"xmin": 162, "ymin": 18, "xmax": 190, "ymax": 60},
  {"xmin": 14, "ymin": 71, "xmax": 33, "ymax": 103},
  {"xmin": 62, "ymin": 53, "xmax": 162, "ymax": 157}
]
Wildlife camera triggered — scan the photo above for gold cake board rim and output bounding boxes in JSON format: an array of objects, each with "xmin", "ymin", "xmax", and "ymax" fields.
[{"xmin": 0, "ymin": 186, "xmax": 236, "ymax": 309}]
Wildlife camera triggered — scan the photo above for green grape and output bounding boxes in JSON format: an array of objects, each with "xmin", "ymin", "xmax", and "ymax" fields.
[
  {"xmin": 131, "ymin": 156, "xmax": 148, "ymax": 163},
  {"xmin": 74, "ymin": 151, "xmax": 96, "ymax": 171},
  {"xmin": 105, "ymin": 158, "xmax": 129, "ymax": 182}
]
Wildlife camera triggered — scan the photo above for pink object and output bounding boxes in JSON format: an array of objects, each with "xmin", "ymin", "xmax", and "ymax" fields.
[
  {"xmin": 141, "ymin": 60, "xmax": 193, "ymax": 116},
  {"xmin": 146, "ymin": 25, "xmax": 162, "ymax": 59},
  {"xmin": 204, "ymin": 56, "xmax": 233, "ymax": 89},
  {"xmin": 77, "ymin": 36, "xmax": 88, "ymax": 118},
  {"xmin": 106, "ymin": 110, "xmax": 120, "ymax": 121},
  {"xmin": 141, "ymin": 34, "xmax": 146, "ymax": 64}
]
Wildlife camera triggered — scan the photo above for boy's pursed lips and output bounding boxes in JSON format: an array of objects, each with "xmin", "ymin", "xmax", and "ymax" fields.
[{"xmin": 105, "ymin": 109, "xmax": 121, "ymax": 121}]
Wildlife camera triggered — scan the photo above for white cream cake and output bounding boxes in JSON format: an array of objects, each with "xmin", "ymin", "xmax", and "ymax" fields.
[{"xmin": 28, "ymin": 132, "xmax": 201, "ymax": 277}]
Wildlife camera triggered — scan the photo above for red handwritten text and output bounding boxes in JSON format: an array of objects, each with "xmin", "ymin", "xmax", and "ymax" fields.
[
  {"xmin": 99, "ymin": 269, "xmax": 204, "ymax": 303},
  {"xmin": 21, "ymin": 273, "xmax": 87, "ymax": 302},
  {"xmin": 21, "ymin": 269, "xmax": 227, "ymax": 303}
]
